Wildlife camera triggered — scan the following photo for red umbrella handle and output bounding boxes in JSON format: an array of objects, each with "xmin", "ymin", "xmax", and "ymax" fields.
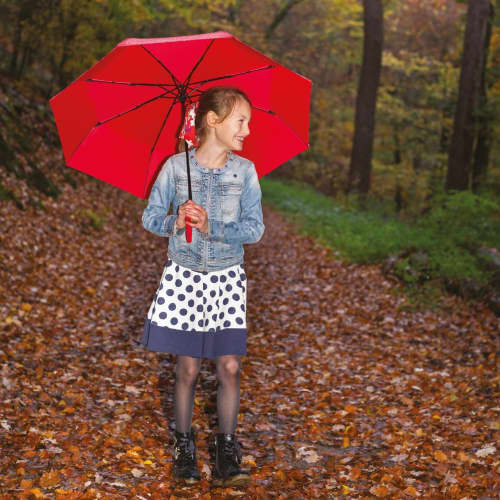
[
  {"xmin": 185, "ymin": 216, "xmax": 192, "ymax": 243},
  {"xmin": 183, "ymin": 141, "xmax": 193, "ymax": 244}
]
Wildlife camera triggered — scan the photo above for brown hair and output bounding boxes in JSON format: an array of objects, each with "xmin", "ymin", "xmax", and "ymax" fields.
[{"xmin": 195, "ymin": 86, "xmax": 251, "ymax": 145}]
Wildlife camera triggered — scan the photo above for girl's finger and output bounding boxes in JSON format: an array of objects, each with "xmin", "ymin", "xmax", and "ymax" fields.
[
  {"xmin": 187, "ymin": 201, "xmax": 206, "ymax": 213},
  {"xmin": 186, "ymin": 209, "xmax": 204, "ymax": 219}
]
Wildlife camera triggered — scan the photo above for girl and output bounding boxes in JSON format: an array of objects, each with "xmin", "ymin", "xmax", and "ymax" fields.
[{"xmin": 140, "ymin": 86, "xmax": 265, "ymax": 487}]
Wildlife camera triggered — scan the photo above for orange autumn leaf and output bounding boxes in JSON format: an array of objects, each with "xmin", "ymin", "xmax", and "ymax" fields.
[
  {"xmin": 275, "ymin": 470, "xmax": 286, "ymax": 481},
  {"xmin": 403, "ymin": 486, "xmax": 418, "ymax": 496},
  {"xmin": 39, "ymin": 469, "xmax": 60, "ymax": 488},
  {"xmin": 434, "ymin": 450, "xmax": 448, "ymax": 462},
  {"xmin": 349, "ymin": 465, "xmax": 361, "ymax": 480},
  {"xmin": 370, "ymin": 484, "xmax": 389, "ymax": 498}
]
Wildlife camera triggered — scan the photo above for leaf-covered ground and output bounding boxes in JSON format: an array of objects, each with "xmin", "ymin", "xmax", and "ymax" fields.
[{"xmin": 0, "ymin": 173, "xmax": 498, "ymax": 499}]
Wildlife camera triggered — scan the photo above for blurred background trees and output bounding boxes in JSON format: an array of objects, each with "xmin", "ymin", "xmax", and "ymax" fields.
[{"xmin": 0, "ymin": 0, "xmax": 499, "ymax": 216}]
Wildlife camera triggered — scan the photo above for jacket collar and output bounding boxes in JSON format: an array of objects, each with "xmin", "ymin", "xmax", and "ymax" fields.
[{"xmin": 189, "ymin": 148, "xmax": 237, "ymax": 174}]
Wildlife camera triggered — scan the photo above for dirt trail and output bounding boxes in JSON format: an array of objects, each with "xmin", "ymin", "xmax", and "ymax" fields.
[{"xmin": 0, "ymin": 178, "xmax": 498, "ymax": 498}]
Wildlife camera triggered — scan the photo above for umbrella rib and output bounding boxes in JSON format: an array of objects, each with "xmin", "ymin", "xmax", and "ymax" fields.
[
  {"xmin": 188, "ymin": 65, "xmax": 274, "ymax": 89},
  {"xmin": 88, "ymin": 79, "xmax": 182, "ymax": 102},
  {"xmin": 150, "ymin": 98, "xmax": 177, "ymax": 154},
  {"xmin": 95, "ymin": 91, "xmax": 170, "ymax": 127},
  {"xmin": 87, "ymin": 78, "xmax": 177, "ymax": 88},
  {"xmin": 253, "ymin": 106, "xmax": 308, "ymax": 148},
  {"xmin": 183, "ymin": 39, "xmax": 215, "ymax": 87},
  {"xmin": 141, "ymin": 45, "xmax": 181, "ymax": 89}
]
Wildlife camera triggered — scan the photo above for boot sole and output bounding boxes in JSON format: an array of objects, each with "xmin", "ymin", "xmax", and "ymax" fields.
[
  {"xmin": 174, "ymin": 476, "xmax": 200, "ymax": 485},
  {"xmin": 212, "ymin": 473, "xmax": 251, "ymax": 488}
]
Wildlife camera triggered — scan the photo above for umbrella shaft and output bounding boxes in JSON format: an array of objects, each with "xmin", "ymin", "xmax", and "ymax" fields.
[{"xmin": 184, "ymin": 140, "xmax": 192, "ymax": 200}]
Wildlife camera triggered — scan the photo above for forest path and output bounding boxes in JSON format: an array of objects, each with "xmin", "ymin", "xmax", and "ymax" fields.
[{"xmin": 0, "ymin": 179, "xmax": 497, "ymax": 498}]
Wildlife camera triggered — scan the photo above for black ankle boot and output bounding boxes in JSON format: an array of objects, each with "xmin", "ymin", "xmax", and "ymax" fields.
[
  {"xmin": 213, "ymin": 433, "xmax": 250, "ymax": 487},
  {"xmin": 172, "ymin": 429, "xmax": 201, "ymax": 484}
]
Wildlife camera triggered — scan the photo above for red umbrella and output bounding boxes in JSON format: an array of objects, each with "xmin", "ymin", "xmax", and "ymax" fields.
[{"xmin": 50, "ymin": 31, "xmax": 311, "ymax": 200}]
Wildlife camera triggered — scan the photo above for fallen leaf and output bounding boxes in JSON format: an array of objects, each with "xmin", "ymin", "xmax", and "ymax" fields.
[
  {"xmin": 131, "ymin": 468, "xmax": 143, "ymax": 478},
  {"xmin": 296, "ymin": 446, "xmax": 320, "ymax": 464},
  {"xmin": 433, "ymin": 450, "xmax": 447, "ymax": 462},
  {"xmin": 475, "ymin": 444, "xmax": 496, "ymax": 457},
  {"xmin": 402, "ymin": 486, "xmax": 418, "ymax": 496},
  {"xmin": 39, "ymin": 469, "xmax": 60, "ymax": 488},
  {"xmin": 370, "ymin": 484, "xmax": 389, "ymax": 497}
]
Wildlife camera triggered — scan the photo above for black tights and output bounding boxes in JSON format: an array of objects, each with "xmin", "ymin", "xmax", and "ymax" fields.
[{"xmin": 174, "ymin": 354, "xmax": 241, "ymax": 434}]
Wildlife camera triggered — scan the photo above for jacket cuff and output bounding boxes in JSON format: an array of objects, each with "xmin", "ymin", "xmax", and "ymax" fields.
[
  {"xmin": 174, "ymin": 218, "xmax": 185, "ymax": 236},
  {"xmin": 164, "ymin": 215, "xmax": 178, "ymax": 236}
]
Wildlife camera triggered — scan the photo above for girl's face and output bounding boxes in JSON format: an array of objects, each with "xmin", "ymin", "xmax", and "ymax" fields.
[{"xmin": 212, "ymin": 98, "xmax": 251, "ymax": 152}]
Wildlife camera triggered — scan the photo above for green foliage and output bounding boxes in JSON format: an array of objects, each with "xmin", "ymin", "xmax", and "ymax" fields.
[
  {"xmin": 0, "ymin": 84, "xmax": 61, "ymax": 200},
  {"xmin": 261, "ymin": 177, "xmax": 500, "ymax": 286},
  {"xmin": 78, "ymin": 208, "xmax": 105, "ymax": 231},
  {"xmin": 261, "ymin": 177, "xmax": 415, "ymax": 263},
  {"xmin": 421, "ymin": 190, "xmax": 499, "ymax": 248},
  {"xmin": 0, "ymin": 181, "xmax": 23, "ymax": 209}
]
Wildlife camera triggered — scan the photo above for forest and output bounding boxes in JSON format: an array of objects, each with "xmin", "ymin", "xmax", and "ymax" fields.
[
  {"xmin": 2, "ymin": 0, "xmax": 499, "ymax": 199},
  {"xmin": 0, "ymin": 1, "xmax": 499, "ymax": 498}
]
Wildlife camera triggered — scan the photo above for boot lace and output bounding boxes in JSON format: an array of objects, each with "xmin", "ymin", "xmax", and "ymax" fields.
[
  {"xmin": 175, "ymin": 438, "xmax": 195, "ymax": 467},
  {"xmin": 222, "ymin": 438, "xmax": 242, "ymax": 465}
]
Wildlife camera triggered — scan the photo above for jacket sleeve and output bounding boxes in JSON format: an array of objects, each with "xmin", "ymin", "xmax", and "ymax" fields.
[
  {"xmin": 206, "ymin": 163, "xmax": 265, "ymax": 244},
  {"xmin": 142, "ymin": 158, "xmax": 180, "ymax": 237}
]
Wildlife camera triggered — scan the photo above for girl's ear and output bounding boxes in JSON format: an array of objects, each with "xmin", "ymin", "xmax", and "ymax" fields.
[{"xmin": 206, "ymin": 110, "xmax": 220, "ymax": 128}]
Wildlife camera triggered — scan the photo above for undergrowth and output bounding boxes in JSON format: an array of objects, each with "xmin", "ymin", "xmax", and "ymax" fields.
[{"xmin": 261, "ymin": 178, "xmax": 500, "ymax": 291}]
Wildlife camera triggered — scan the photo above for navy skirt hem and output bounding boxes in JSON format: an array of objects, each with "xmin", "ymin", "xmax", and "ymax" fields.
[{"xmin": 141, "ymin": 319, "xmax": 246, "ymax": 359}]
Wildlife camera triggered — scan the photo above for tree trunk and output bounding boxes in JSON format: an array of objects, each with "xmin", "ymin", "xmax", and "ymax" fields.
[
  {"xmin": 9, "ymin": 9, "xmax": 25, "ymax": 77},
  {"xmin": 446, "ymin": 0, "xmax": 490, "ymax": 191},
  {"xmin": 472, "ymin": 1, "xmax": 494, "ymax": 192},
  {"xmin": 347, "ymin": 0, "xmax": 384, "ymax": 196},
  {"xmin": 393, "ymin": 125, "xmax": 401, "ymax": 164}
]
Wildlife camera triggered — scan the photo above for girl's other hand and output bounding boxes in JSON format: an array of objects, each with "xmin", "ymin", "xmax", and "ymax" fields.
[{"xmin": 184, "ymin": 200, "xmax": 209, "ymax": 233}]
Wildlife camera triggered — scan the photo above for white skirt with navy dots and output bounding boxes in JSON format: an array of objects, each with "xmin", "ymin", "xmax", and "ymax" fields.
[{"xmin": 140, "ymin": 259, "xmax": 247, "ymax": 358}]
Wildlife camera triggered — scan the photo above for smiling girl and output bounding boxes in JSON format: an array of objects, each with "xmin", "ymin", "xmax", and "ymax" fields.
[{"xmin": 140, "ymin": 86, "xmax": 265, "ymax": 487}]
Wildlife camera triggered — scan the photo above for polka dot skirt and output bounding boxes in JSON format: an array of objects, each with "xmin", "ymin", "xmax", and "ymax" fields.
[{"xmin": 140, "ymin": 259, "xmax": 247, "ymax": 358}]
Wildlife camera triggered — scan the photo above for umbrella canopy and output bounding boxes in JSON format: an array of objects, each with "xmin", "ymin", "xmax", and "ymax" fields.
[{"xmin": 50, "ymin": 31, "xmax": 311, "ymax": 199}]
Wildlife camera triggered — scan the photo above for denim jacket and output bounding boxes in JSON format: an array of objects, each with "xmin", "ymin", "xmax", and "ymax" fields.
[{"xmin": 142, "ymin": 148, "xmax": 265, "ymax": 272}]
